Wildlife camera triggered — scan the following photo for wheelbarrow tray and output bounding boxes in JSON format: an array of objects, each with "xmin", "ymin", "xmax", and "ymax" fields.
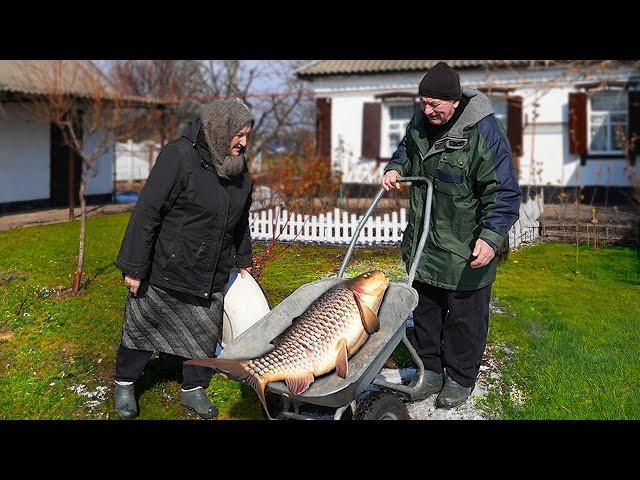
[{"xmin": 219, "ymin": 277, "xmax": 418, "ymax": 408}]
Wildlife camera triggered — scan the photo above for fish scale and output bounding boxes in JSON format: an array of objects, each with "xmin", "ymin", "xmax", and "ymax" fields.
[{"xmin": 245, "ymin": 284, "xmax": 360, "ymax": 379}]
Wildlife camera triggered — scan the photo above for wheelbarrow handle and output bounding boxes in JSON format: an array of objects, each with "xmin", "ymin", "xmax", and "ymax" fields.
[{"xmin": 336, "ymin": 176, "xmax": 433, "ymax": 286}]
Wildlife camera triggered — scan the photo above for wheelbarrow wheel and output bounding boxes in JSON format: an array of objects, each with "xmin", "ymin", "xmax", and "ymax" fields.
[{"xmin": 354, "ymin": 391, "xmax": 410, "ymax": 420}]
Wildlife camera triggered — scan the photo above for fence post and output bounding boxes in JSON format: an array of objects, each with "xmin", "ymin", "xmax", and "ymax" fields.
[
  {"xmin": 383, "ymin": 213, "xmax": 390, "ymax": 243},
  {"xmin": 391, "ymin": 211, "xmax": 398, "ymax": 242},
  {"xmin": 311, "ymin": 214, "xmax": 318, "ymax": 241},
  {"xmin": 375, "ymin": 215, "xmax": 382, "ymax": 243},
  {"xmin": 364, "ymin": 216, "xmax": 373, "ymax": 244},
  {"xmin": 267, "ymin": 208, "xmax": 273, "ymax": 239},
  {"xmin": 319, "ymin": 213, "xmax": 326, "ymax": 242},
  {"xmin": 295, "ymin": 213, "xmax": 302, "ymax": 239},
  {"xmin": 350, "ymin": 213, "xmax": 357, "ymax": 241}
]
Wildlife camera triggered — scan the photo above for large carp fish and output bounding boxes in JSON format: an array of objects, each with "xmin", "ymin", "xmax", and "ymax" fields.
[{"xmin": 186, "ymin": 270, "xmax": 390, "ymax": 415}]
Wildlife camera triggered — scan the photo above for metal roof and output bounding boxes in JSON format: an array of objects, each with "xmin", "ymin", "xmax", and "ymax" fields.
[
  {"xmin": 296, "ymin": 60, "xmax": 552, "ymax": 78},
  {"xmin": 0, "ymin": 60, "xmax": 167, "ymax": 106}
]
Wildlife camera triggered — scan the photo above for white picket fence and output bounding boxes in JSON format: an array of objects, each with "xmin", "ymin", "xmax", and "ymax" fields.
[
  {"xmin": 508, "ymin": 191, "xmax": 544, "ymax": 249},
  {"xmin": 250, "ymin": 207, "xmax": 407, "ymax": 245},
  {"xmin": 249, "ymin": 194, "xmax": 543, "ymax": 249}
]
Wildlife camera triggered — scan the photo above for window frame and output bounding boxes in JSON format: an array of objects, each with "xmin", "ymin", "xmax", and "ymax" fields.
[
  {"xmin": 381, "ymin": 100, "xmax": 415, "ymax": 158},
  {"xmin": 587, "ymin": 90, "xmax": 628, "ymax": 156},
  {"xmin": 487, "ymin": 94, "xmax": 508, "ymax": 130}
]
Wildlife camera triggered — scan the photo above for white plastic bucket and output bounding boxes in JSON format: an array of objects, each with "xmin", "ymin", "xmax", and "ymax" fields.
[{"xmin": 220, "ymin": 270, "xmax": 271, "ymax": 349}]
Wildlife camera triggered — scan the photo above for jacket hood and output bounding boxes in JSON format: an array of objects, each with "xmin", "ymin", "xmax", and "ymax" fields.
[
  {"xmin": 181, "ymin": 117, "xmax": 203, "ymax": 144},
  {"xmin": 181, "ymin": 118, "xmax": 214, "ymax": 167},
  {"xmin": 417, "ymin": 88, "xmax": 494, "ymax": 139}
]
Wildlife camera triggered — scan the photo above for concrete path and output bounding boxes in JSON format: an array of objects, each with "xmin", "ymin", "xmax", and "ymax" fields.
[{"xmin": 0, "ymin": 203, "xmax": 134, "ymax": 232}]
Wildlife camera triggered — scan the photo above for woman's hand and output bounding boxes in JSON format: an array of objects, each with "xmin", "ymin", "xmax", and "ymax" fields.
[
  {"xmin": 239, "ymin": 267, "xmax": 253, "ymax": 279},
  {"xmin": 124, "ymin": 275, "xmax": 141, "ymax": 296}
]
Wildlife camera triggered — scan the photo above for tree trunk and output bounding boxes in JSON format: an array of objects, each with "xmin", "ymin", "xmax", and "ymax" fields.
[
  {"xmin": 68, "ymin": 147, "xmax": 75, "ymax": 221},
  {"xmin": 71, "ymin": 163, "xmax": 87, "ymax": 293}
]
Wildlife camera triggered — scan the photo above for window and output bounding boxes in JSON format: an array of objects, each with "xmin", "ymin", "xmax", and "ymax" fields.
[
  {"xmin": 489, "ymin": 96, "xmax": 507, "ymax": 128},
  {"xmin": 382, "ymin": 97, "xmax": 510, "ymax": 157},
  {"xmin": 384, "ymin": 103, "xmax": 414, "ymax": 157},
  {"xmin": 588, "ymin": 91, "xmax": 628, "ymax": 154}
]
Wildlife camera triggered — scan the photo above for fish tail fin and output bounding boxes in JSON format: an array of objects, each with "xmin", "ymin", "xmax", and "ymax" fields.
[{"xmin": 185, "ymin": 358, "xmax": 271, "ymax": 419}]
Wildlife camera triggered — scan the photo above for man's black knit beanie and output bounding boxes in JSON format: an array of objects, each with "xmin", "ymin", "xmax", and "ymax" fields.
[{"xmin": 418, "ymin": 62, "xmax": 462, "ymax": 100}]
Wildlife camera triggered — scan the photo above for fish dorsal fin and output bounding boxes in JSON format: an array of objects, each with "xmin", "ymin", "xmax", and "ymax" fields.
[
  {"xmin": 352, "ymin": 291, "xmax": 380, "ymax": 334},
  {"xmin": 335, "ymin": 338, "xmax": 349, "ymax": 378},
  {"xmin": 285, "ymin": 372, "xmax": 315, "ymax": 396}
]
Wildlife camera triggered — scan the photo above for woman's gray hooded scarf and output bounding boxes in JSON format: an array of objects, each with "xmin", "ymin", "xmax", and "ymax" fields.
[{"xmin": 201, "ymin": 98, "xmax": 255, "ymax": 179}]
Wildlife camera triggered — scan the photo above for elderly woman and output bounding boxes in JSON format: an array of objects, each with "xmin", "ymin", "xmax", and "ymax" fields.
[{"xmin": 113, "ymin": 98, "xmax": 255, "ymax": 419}]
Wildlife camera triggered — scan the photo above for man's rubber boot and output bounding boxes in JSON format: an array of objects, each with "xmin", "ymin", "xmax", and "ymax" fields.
[
  {"xmin": 114, "ymin": 383, "xmax": 138, "ymax": 419},
  {"xmin": 436, "ymin": 375, "xmax": 474, "ymax": 409},
  {"xmin": 409, "ymin": 369, "xmax": 445, "ymax": 402},
  {"xmin": 181, "ymin": 387, "xmax": 219, "ymax": 419}
]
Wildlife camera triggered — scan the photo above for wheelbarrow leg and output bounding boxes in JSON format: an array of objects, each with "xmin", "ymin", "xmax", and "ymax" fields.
[
  {"xmin": 371, "ymin": 330, "xmax": 426, "ymax": 401},
  {"xmin": 333, "ymin": 401, "xmax": 357, "ymax": 420}
]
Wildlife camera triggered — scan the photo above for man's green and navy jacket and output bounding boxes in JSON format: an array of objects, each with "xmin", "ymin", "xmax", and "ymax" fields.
[{"xmin": 385, "ymin": 88, "xmax": 522, "ymax": 291}]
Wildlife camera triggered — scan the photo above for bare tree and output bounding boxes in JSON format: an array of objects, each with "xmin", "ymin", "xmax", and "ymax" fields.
[
  {"xmin": 21, "ymin": 60, "xmax": 165, "ymax": 293},
  {"xmin": 107, "ymin": 60, "xmax": 206, "ymax": 143},
  {"xmin": 106, "ymin": 60, "xmax": 315, "ymax": 160},
  {"xmin": 201, "ymin": 60, "xmax": 314, "ymax": 158}
]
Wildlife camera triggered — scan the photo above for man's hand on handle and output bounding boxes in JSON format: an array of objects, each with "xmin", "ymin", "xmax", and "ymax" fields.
[
  {"xmin": 239, "ymin": 267, "xmax": 253, "ymax": 279},
  {"xmin": 470, "ymin": 238, "xmax": 495, "ymax": 268},
  {"xmin": 381, "ymin": 170, "xmax": 401, "ymax": 191},
  {"xmin": 124, "ymin": 275, "xmax": 141, "ymax": 296}
]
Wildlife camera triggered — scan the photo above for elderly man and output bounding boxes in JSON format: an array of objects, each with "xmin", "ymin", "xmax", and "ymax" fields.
[{"xmin": 380, "ymin": 62, "xmax": 522, "ymax": 409}]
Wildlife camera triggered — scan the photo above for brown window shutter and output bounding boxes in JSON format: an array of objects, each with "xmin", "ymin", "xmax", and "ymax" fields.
[
  {"xmin": 628, "ymin": 90, "xmax": 640, "ymax": 166},
  {"xmin": 569, "ymin": 92, "xmax": 588, "ymax": 156},
  {"xmin": 316, "ymin": 98, "xmax": 331, "ymax": 157},
  {"xmin": 361, "ymin": 102, "xmax": 381, "ymax": 159},
  {"xmin": 506, "ymin": 96, "xmax": 523, "ymax": 173}
]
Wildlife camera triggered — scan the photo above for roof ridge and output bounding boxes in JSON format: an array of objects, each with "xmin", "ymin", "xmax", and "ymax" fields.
[{"xmin": 296, "ymin": 60, "xmax": 559, "ymax": 78}]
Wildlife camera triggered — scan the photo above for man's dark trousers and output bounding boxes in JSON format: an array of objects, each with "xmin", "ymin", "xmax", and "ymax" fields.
[{"xmin": 408, "ymin": 281, "xmax": 492, "ymax": 388}]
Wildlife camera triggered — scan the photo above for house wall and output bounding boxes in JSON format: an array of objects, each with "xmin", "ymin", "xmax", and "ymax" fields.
[
  {"xmin": 308, "ymin": 65, "xmax": 640, "ymax": 187},
  {"xmin": 0, "ymin": 102, "xmax": 116, "ymax": 209},
  {"xmin": 83, "ymin": 122, "xmax": 115, "ymax": 196},
  {"xmin": 518, "ymin": 86, "xmax": 636, "ymax": 188},
  {"xmin": 0, "ymin": 103, "xmax": 50, "ymax": 203},
  {"xmin": 115, "ymin": 140, "xmax": 160, "ymax": 182}
]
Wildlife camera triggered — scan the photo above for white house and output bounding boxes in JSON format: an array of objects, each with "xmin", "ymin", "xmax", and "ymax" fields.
[
  {"xmin": 297, "ymin": 60, "xmax": 640, "ymax": 201},
  {"xmin": 0, "ymin": 60, "xmax": 166, "ymax": 213},
  {"xmin": 115, "ymin": 139, "xmax": 161, "ymax": 183}
]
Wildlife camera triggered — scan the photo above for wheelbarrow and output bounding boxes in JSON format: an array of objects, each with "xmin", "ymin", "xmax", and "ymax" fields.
[{"xmin": 219, "ymin": 177, "xmax": 434, "ymax": 420}]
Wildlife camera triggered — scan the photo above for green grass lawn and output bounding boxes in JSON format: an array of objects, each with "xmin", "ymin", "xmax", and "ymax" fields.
[
  {"xmin": 482, "ymin": 243, "xmax": 640, "ymax": 419},
  {"xmin": 1, "ymin": 213, "xmax": 638, "ymax": 419},
  {"xmin": 0, "ymin": 213, "xmax": 403, "ymax": 420}
]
